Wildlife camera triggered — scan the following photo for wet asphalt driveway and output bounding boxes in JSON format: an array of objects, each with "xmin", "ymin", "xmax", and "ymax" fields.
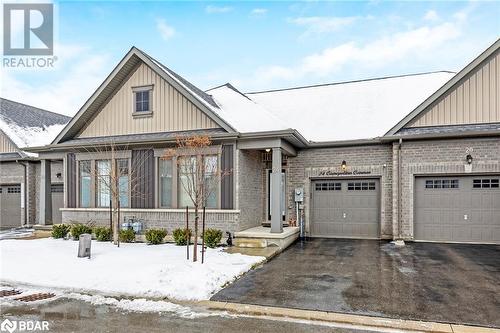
[{"xmin": 212, "ymin": 239, "xmax": 500, "ymax": 327}]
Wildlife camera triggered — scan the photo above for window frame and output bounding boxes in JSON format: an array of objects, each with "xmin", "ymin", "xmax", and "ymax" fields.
[{"xmin": 132, "ymin": 85, "xmax": 153, "ymax": 117}]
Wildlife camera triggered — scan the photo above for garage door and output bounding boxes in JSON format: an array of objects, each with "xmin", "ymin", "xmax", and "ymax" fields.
[
  {"xmin": 0, "ymin": 184, "xmax": 22, "ymax": 229},
  {"xmin": 414, "ymin": 176, "xmax": 500, "ymax": 244},
  {"xmin": 311, "ymin": 179, "xmax": 380, "ymax": 238}
]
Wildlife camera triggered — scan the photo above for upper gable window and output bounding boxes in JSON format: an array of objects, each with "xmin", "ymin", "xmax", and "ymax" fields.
[{"xmin": 132, "ymin": 85, "xmax": 153, "ymax": 116}]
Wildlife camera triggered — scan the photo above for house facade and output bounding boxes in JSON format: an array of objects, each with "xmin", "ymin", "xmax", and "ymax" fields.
[
  {"xmin": 0, "ymin": 98, "xmax": 70, "ymax": 228},
  {"xmin": 24, "ymin": 39, "xmax": 500, "ymax": 244}
]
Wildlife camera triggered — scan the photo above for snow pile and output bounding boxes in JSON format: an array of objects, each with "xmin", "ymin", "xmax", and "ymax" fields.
[
  {"xmin": 0, "ymin": 229, "xmax": 34, "ymax": 240},
  {"xmin": 207, "ymin": 84, "xmax": 289, "ymax": 133},
  {"xmin": 0, "ymin": 116, "xmax": 65, "ymax": 148},
  {"xmin": 0, "ymin": 238, "xmax": 264, "ymax": 301},
  {"xmin": 67, "ymin": 294, "xmax": 222, "ymax": 318},
  {"xmin": 248, "ymin": 72, "xmax": 455, "ymax": 141}
]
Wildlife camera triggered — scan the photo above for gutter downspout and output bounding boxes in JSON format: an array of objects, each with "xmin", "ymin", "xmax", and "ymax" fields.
[
  {"xmin": 15, "ymin": 160, "xmax": 28, "ymax": 228},
  {"xmin": 397, "ymin": 138, "xmax": 403, "ymax": 241}
]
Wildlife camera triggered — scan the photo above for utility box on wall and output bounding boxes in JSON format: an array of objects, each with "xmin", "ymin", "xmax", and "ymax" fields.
[{"xmin": 294, "ymin": 187, "xmax": 304, "ymax": 202}]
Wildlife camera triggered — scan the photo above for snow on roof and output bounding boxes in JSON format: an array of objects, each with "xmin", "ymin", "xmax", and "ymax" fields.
[
  {"xmin": 0, "ymin": 98, "xmax": 70, "ymax": 149},
  {"xmin": 247, "ymin": 72, "xmax": 455, "ymax": 142},
  {"xmin": 207, "ymin": 84, "xmax": 289, "ymax": 133}
]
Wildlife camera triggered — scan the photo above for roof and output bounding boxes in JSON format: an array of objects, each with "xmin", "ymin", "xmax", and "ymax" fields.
[
  {"xmin": 385, "ymin": 38, "xmax": 500, "ymax": 136},
  {"xmin": 246, "ymin": 71, "xmax": 455, "ymax": 142},
  {"xmin": 52, "ymin": 47, "xmax": 235, "ymax": 145},
  {"xmin": 206, "ymin": 84, "xmax": 290, "ymax": 133},
  {"xmin": 395, "ymin": 122, "xmax": 500, "ymax": 136},
  {"xmin": 0, "ymin": 98, "xmax": 70, "ymax": 149}
]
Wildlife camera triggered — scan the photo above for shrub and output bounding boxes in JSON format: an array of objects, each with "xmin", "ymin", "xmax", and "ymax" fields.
[
  {"xmin": 94, "ymin": 226, "xmax": 111, "ymax": 242},
  {"xmin": 70, "ymin": 223, "xmax": 93, "ymax": 240},
  {"xmin": 119, "ymin": 229, "xmax": 135, "ymax": 243},
  {"xmin": 172, "ymin": 228, "xmax": 191, "ymax": 246},
  {"xmin": 52, "ymin": 224, "xmax": 70, "ymax": 239},
  {"xmin": 203, "ymin": 228, "xmax": 223, "ymax": 248},
  {"xmin": 145, "ymin": 229, "xmax": 167, "ymax": 245}
]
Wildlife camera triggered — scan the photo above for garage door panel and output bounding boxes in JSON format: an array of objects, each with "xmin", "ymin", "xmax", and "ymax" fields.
[
  {"xmin": 0, "ymin": 184, "xmax": 22, "ymax": 229},
  {"xmin": 311, "ymin": 179, "xmax": 379, "ymax": 239},
  {"xmin": 415, "ymin": 176, "xmax": 500, "ymax": 244}
]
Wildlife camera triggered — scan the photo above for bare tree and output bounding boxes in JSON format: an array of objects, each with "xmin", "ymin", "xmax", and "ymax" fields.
[
  {"xmin": 73, "ymin": 140, "xmax": 150, "ymax": 245},
  {"xmin": 163, "ymin": 135, "xmax": 230, "ymax": 262}
]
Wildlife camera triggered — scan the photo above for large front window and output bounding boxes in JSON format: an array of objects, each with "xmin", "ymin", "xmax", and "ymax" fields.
[
  {"xmin": 96, "ymin": 160, "xmax": 111, "ymax": 207},
  {"xmin": 117, "ymin": 159, "xmax": 129, "ymax": 207},
  {"xmin": 79, "ymin": 160, "xmax": 91, "ymax": 208},
  {"xmin": 178, "ymin": 156, "xmax": 197, "ymax": 208},
  {"xmin": 159, "ymin": 159, "xmax": 173, "ymax": 207}
]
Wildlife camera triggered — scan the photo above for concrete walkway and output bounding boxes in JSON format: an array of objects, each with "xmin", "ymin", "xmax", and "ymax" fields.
[{"xmin": 212, "ymin": 238, "xmax": 500, "ymax": 328}]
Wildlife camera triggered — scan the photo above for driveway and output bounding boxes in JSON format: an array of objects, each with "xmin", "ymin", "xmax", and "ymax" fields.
[{"xmin": 212, "ymin": 239, "xmax": 500, "ymax": 328}]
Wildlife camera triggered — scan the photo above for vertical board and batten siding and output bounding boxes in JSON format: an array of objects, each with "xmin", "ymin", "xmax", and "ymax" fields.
[
  {"xmin": 77, "ymin": 63, "xmax": 220, "ymax": 138},
  {"xmin": 0, "ymin": 130, "xmax": 18, "ymax": 153},
  {"xmin": 409, "ymin": 51, "xmax": 500, "ymax": 127},
  {"xmin": 131, "ymin": 149, "xmax": 155, "ymax": 209},
  {"xmin": 221, "ymin": 144, "xmax": 234, "ymax": 209},
  {"xmin": 66, "ymin": 153, "xmax": 77, "ymax": 208}
]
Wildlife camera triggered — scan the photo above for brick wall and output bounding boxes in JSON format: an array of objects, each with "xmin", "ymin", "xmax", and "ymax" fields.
[
  {"xmin": 236, "ymin": 149, "xmax": 264, "ymax": 230},
  {"xmin": 287, "ymin": 144, "xmax": 394, "ymax": 238},
  {"xmin": 62, "ymin": 209, "xmax": 240, "ymax": 234},
  {"xmin": 399, "ymin": 137, "xmax": 500, "ymax": 239}
]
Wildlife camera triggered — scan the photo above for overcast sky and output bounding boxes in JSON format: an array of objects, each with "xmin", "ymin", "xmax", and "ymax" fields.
[{"xmin": 1, "ymin": 1, "xmax": 499, "ymax": 116}]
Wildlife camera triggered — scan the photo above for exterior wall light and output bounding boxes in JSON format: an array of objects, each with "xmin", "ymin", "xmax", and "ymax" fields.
[
  {"xmin": 56, "ymin": 172, "xmax": 62, "ymax": 178},
  {"xmin": 466, "ymin": 154, "xmax": 473, "ymax": 165},
  {"xmin": 265, "ymin": 149, "xmax": 271, "ymax": 152},
  {"xmin": 341, "ymin": 160, "xmax": 347, "ymax": 171}
]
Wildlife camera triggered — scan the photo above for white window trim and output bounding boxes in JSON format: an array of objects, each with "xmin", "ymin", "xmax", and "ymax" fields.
[{"xmin": 132, "ymin": 85, "xmax": 154, "ymax": 116}]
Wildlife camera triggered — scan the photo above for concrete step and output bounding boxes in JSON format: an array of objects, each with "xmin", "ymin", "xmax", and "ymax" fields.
[{"xmin": 234, "ymin": 238, "xmax": 268, "ymax": 248}]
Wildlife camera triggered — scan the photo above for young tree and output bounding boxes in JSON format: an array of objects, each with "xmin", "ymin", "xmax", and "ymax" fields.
[
  {"xmin": 76, "ymin": 141, "xmax": 150, "ymax": 245},
  {"xmin": 163, "ymin": 135, "xmax": 230, "ymax": 262}
]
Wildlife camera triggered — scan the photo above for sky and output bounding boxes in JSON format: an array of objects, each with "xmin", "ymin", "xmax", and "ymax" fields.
[{"xmin": 1, "ymin": 1, "xmax": 499, "ymax": 116}]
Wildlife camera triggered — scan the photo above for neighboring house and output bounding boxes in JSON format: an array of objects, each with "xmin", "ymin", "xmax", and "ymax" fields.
[
  {"xmin": 27, "ymin": 39, "xmax": 499, "ymax": 244},
  {"xmin": 0, "ymin": 98, "xmax": 70, "ymax": 229}
]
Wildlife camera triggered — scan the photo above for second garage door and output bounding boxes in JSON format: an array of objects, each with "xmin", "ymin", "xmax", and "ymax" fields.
[
  {"xmin": 414, "ymin": 176, "xmax": 500, "ymax": 244},
  {"xmin": 311, "ymin": 179, "xmax": 380, "ymax": 239}
]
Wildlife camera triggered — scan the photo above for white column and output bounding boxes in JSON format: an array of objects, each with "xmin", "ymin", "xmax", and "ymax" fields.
[
  {"xmin": 39, "ymin": 159, "xmax": 52, "ymax": 225},
  {"xmin": 271, "ymin": 148, "xmax": 283, "ymax": 233}
]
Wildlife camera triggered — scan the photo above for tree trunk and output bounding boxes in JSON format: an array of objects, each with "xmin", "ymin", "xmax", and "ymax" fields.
[
  {"xmin": 111, "ymin": 161, "xmax": 119, "ymax": 245},
  {"xmin": 193, "ymin": 205, "xmax": 199, "ymax": 262}
]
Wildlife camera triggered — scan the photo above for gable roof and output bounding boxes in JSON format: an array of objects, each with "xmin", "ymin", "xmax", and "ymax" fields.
[
  {"xmin": 52, "ymin": 47, "xmax": 235, "ymax": 144},
  {"xmin": 0, "ymin": 97, "xmax": 70, "ymax": 149},
  {"xmin": 206, "ymin": 84, "xmax": 291, "ymax": 133},
  {"xmin": 385, "ymin": 38, "xmax": 500, "ymax": 136},
  {"xmin": 247, "ymin": 71, "xmax": 454, "ymax": 142}
]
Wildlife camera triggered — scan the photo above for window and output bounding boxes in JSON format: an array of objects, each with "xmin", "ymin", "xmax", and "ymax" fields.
[
  {"xmin": 178, "ymin": 156, "xmax": 197, "ymax": 208},
  {"xmin": 159, "ymin": 159, "xmax": 173, "ymax": 207},
  {"xmin": 315, "ymin": 182, "xmax": 341, "ymax": 191},
  {"xmin": 135, "ymin": 90, "xmax": 150, "ymax": 112},
  {"xmin": 117, "ymin": 159, "xmax": 129, "ymax": 207},
  {"xmin": 473, "ymin": 178, "xmax": 499, "ymax": 189},
  {"xmin": 96, "ymin": 160, "xmax": 111, "ymax": 207},
  {"xmin": 79, "ymin": 161, "xmax": 91, "ymax": 207},
  {"xmin": 347, "ymin": 182, "xmax": 376, "ymax": 191},
  {"xmin": 203, "ymin": 155, "xmax": 218, "ymax": 208},
  {"xmin": 425, "ymin": 179, "xmax": 459, "ymax": 189},
  {"xmin": 7, "ymin": 185, "xmax": 21, "ymax": 193}
]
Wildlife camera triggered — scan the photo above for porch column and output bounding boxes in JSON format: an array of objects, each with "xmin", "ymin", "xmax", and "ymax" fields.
[
  {"xmin": 271, "ymin": 148, "xmax": 283, "ymax": 233},
  {"xmin": 39, "ymin": 159, "xmax": 52, "ymax": 225}
]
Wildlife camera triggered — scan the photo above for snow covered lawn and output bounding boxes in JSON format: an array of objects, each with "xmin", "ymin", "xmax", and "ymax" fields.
[{"xmin": 0, "ymin": 238, "xmax": 265, "ymax": 301}]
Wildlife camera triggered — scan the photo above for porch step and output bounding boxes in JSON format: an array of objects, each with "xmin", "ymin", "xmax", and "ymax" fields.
[{"xmin": 234, "ymin": 238, "xmax": 269, "ymax": 248}]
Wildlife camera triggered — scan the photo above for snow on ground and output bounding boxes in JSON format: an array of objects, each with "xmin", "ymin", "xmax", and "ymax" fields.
[
  {"xmin": 0, "ymin": 238, "xmax": 264, "ymax": 301},
  {"xmin": 0, "ymin": 228, "xmax": 34, "ymax": 240}
]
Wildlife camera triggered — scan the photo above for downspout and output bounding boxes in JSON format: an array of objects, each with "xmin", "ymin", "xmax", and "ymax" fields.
[
  {"xmin": 15, "ymin": 160, "xmax": 28, "ymax": 227},
  {"xmin": 397, "ymin": 138, "xmax": 402, "ymax": 240}
]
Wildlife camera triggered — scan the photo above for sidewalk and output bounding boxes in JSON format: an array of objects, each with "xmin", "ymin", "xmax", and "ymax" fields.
[{"xmin": 200, "ymin": 300, "xmax": 500, "ymax": 333}]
